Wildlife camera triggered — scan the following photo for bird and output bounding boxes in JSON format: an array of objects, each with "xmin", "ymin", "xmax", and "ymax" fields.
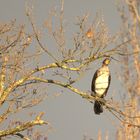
[{"xmin": 91, "ymin": 58, "xmax": 111, "ymax": 115}]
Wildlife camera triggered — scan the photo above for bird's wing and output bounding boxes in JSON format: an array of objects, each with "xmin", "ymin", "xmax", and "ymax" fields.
[
  {"xmin": 104, "ymin": 74, "xmax": 111, "ymax": 97},
  {"xmin": 91, "ymin": 69, "xmax": 98, "ymax": 93}
]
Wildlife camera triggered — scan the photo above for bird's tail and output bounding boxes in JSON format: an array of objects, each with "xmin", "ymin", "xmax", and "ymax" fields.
[{"xmin": 94, "ymin": 101, "xmax": 103, "ymax": 115}]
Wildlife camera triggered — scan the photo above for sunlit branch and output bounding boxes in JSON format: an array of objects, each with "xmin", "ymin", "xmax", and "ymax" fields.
[
  {"xmin": 28, "ymin": 77, "xmax": 140, "ymax": 128},
  {"xmin": 0, "ymin": 112, "xmax": 48, "ymax": 138},
  {"xmin": 0, "ymin": 57, "xmax": 8, "ymax": 94},
  {"xmin": 0, "ymin": 106, "xmax": 11, "ymax": 123},
  {"xmin": 0, "ymin": 61, "xmax": 89, "ymax": 106},
  {"xmin": 0, "ymin": 26, "xmax": 23, "ymax": 53},
  {"xmin": 108, "ymin": 107, "xmax": 140, "ymax": 128}
]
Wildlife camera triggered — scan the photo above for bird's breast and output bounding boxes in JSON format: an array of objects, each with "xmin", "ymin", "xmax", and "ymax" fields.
[{"xmin": 95, "ymin": 72, "xmax": 109, "ymax": 97}]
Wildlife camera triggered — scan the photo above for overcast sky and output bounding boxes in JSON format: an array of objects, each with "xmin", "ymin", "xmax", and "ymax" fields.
[{"xmin": 0, "ymin": 0, "xmax": 122, "ymax": 140}]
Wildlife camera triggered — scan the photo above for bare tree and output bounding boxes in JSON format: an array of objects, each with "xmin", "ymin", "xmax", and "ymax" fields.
[
  {"xmin": 116, "ymin": 0, "xmax": 140, "ymax": 140},
  {"xmin": 82, "ymin": 0, "xmax": 140, "ymax": 139},
  {"xmin": 0, "ymin": 1, "xmax": 136, "ymax": 139}
]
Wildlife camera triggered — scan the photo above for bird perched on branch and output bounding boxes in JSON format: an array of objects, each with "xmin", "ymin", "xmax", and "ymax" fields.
[{"xmin": 91, "ymin": 58, "xmax": 111, "ymax": 115}]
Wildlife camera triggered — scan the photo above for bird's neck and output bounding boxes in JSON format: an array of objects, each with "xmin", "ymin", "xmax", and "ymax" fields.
[
  {"xmin": 100, "ymin": 64, "xmax": 109, "ymax": 73},
  {"xmin": 102, "ymin": 64, "xmax": 108, "ymax": 67}
]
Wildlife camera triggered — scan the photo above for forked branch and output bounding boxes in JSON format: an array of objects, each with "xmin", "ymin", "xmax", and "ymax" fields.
[{"xmin": 0, "ymin": 112, "xmax": 48, "ymax": 138}]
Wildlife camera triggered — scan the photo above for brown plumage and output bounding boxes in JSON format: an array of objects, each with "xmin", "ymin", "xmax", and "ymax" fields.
[{"xmin": 91, "ymin": 58, "xmax": 111, "ymax": 115}]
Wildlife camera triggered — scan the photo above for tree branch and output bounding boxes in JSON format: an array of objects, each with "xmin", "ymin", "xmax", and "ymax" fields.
[
  {"xmin": 26, "ymin": 10, "xmax": 58, "ymax": 62},
  {"xmin": 1, "ymin": 57, "xmax": 94, "ymax": 106},
  {"xmin": 0, "ymin": 112, "xmax": 48, "ymax": 138},
  {"xmin": 28, "ymin": 77, "xmax": 140, "ymax": 128}
]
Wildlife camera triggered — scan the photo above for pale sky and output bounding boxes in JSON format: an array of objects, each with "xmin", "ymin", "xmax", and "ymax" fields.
[{"xmin": 0, "ymin": 0, "xmax": 122, "ymax": 140}]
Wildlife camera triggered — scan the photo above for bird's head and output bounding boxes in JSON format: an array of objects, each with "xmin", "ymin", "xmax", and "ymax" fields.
[{"xmin": 102, "ymin": 58, "xmax": 111, "ymax": 66}]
